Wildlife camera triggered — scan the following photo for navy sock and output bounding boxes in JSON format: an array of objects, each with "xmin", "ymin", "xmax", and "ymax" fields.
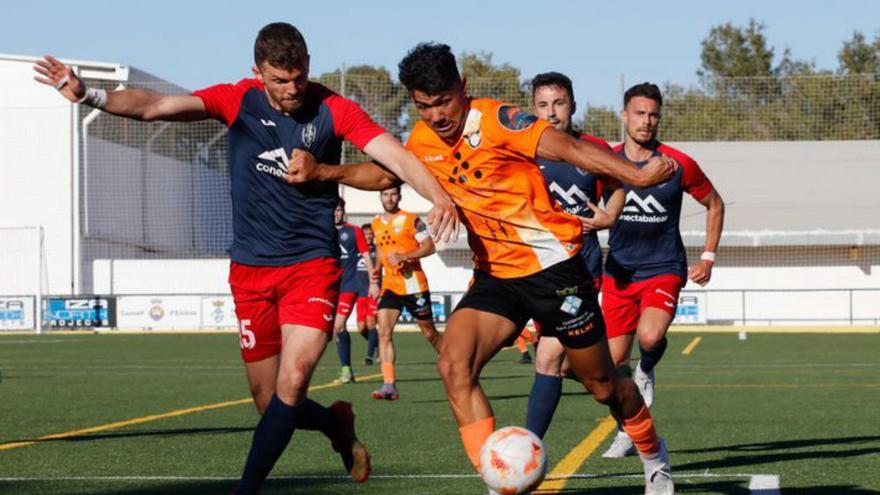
[
  {"xmin": 336, "ymin": 331, "xmax": 351, "ymax": 367},
  {"xmin": 366, "ymin": 328, "xmax": 378, "ymax": 358},
  {"xmin": 525, "ymin": 373, "xmax": 563, "ymax": 438},
  {"xmin": 639, "ymin": 337, "xmax": 668, "ymax": 374},
  {"xmin": 235, "ymin": 395, "xmax": 298, "ymax": 495},
  {"xmin": 292, "ymin": 398, "xmax": 340, "ymax": 436}
]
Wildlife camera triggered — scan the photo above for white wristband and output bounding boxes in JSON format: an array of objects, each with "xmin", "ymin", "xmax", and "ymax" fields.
[
  {"xmin": 76, "ymin": 87, "xmax": 108, "ymax": 109},
  {"xmin": 700, "ymin": 251, "xmax": 716, "ymax": 264}
]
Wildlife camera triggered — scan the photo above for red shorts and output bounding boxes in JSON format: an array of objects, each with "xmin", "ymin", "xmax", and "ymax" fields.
[
  {"xmin": 229, "ymin": 257, "xmax": 341, "ymax": 362},
  {"xmin": 356, "ymin": 296, "xmax": 378, "ymax": 323},
  {"xmin": 337, "ymin": 292, "xmax": 358, "ymax": 318},
  {"xmin": 601, "ymin": 274, "xmax": 684, "ymax": 339}
]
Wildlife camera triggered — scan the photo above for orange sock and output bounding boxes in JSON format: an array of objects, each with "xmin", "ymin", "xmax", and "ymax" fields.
[
  {"xmin": 622, "ymin": 405, "xmax": 660, "ymax": 456},
  {"xmin": 521, "ymin": 329, "xmax": 537, "ymax": 345},
  {"xmin": 459, "ymin": 416, "xmax": 495, "ymax": 469},
  {"xmin": 515, "ymin": 337, "xmax": 528, "ymax": 353},
  {"xmin": 381, "ymin": 362, "xmax": 395, "ymax": 384}
]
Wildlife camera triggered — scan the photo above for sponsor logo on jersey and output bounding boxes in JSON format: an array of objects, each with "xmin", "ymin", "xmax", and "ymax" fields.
[
  {"xmin": 549, "ymin": 182, "xmax": 589, "ymax": 207},
  {"xmin": 424, "ymin": 155, "xmax": 445, "ymax": 162},
  {"xmin": 260, "ymin": 119, "xmax": 276, "ymax": 127},
  {"xmin": 256, "ymin": 148, "xmax": 289, "ymax": 178},
  {"xmin": 620, "ymin": 191, "xmax": 669, "ymax": 223}
]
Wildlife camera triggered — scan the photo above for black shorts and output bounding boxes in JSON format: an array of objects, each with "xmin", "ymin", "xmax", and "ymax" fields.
[
  {"xmin": 455, "ymin": 256, "xmax": 605, "ymax": 349},
  {"xmin": 378, "ymin": 290, "xmax": 434, "ymax": 321}
]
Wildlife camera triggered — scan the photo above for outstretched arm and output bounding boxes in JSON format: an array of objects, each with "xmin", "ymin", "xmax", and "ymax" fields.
[
  {"xmin": 34, "ymin": 55, "xmax": 208, "ymax": 122},
  {"xmin": 289, "ymin": 155, "xmax": 400, "ymax": 191},
  {"xmin": 536, "ymin": 127, "xmax": 676, "ymax": 187},
  {"xmin": 285, "ymin": 137, "xmax": 460, "ymax": 242}
]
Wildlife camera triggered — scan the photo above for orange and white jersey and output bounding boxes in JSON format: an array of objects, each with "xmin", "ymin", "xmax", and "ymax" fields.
[
  {"xmin": 406, "ymin": 98, "xmax": 582, "ymax": 279},
  {"xmin": 371, "ymin": 210, "xmax": 431, "ymax": 295}
]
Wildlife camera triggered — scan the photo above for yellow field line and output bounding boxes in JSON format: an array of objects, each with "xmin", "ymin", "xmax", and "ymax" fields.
[
  {"xmin": 669, "ymin": 325, "xmax": 880, "ymax": 334},
  {"xmin": 535, "ymin": 416, "xmax": 618, "ymax": 493},
  {"xmin": 0, "ymin": 372, "xmax": 383, "ymax": 452},
  {"xmin": 681, "ymin": 336, "xmax": 703, "ymax": 355}
]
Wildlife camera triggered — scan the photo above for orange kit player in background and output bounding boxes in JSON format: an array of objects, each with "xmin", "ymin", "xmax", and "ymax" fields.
[{"xmin": 370, "ymin": 185, "xmax": 443, "ymax": 400}]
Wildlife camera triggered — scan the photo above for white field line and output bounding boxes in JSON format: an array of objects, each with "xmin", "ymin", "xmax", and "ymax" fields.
[{"xmin": 0, "ymin": 472, "xmax": 780, "ymax": 489}]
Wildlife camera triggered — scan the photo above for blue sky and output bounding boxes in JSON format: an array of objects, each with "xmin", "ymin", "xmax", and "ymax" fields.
[{"xmin": 4, "ymin": 0, "xmax": 878, "ymax": 108}]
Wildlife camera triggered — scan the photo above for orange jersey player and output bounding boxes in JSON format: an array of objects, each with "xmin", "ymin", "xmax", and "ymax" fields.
[
  {"xmin": 398, "ymin": 43, "xmax": 677, "ymax": 495},
  {"xmin": 369, "ymin": 186, "xmax": 443, "ymax": 401}
]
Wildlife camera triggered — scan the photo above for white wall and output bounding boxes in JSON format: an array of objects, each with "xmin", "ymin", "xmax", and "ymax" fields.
[{"xmin": 0, "ymin": 59, "xmax": 74, "ymax": 295}]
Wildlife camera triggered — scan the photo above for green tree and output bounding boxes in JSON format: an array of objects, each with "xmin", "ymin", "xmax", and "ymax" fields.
[
  {"xmin": 698, "ymin": 18, "xmax": 775, "ymax": 80},
  {"xmin": 838, "ymin": 30, "xmax": 880, "ymax": 74},
  {"xmin": 317, "ymin": 65, "xmax": 409, "ymax": 163},
  {"xmin": 459, "ymin": 52, "xmax": 531, "ymax": 108},
  {"xmin": 316, "ymin": 65, "xmax": 408, "ymax": 138}
]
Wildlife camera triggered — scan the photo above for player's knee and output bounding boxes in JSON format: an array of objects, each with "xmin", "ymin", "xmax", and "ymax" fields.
[
  {"xmin": 585, "ymin": 375, "xmax": 615, "ymax": 405},
  {"xmin": 437, "ymin": 354, "xmax": 472, "ymax": 388},
  {"xmin": 250, "ymin": 385, "xmax": 274, "ymax": 415},
  {"xmin": 534, "ymin": 348, "xmax": 563, "ymax": 376},
  {"xmin": 614, "ymin": 377, "xmax": 642, "ymax": 407},
  {"xmin": 639, "ymin": 331, "xmax": 665, "ymax": 351}
]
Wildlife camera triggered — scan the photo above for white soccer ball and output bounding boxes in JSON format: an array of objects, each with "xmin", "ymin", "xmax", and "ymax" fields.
[{"xmin": 479, "ymin": 426, "xmax": 547, "ymax": 495}]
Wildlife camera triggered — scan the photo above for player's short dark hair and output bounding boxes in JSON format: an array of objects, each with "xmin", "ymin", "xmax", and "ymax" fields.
[
  {"xmin": 381, "ymin": 185, "xmax": 402, "ymax": 194},
  {"xmin": 336, "ymin": 197, "xmax": 346, "ymax": 208},
  {"xmin": 531, "ymin": 72, "xmax": 575, "ymax": 103},
  {"xmin": 254, "ymin": 23, "xmax": 309, "ymax": 70},
  {"xmin": 361, "ymin": 223, "xmax": 372, "ymax": 231},
  {"xmin": 398, "ymin": 43, "xmax": 461, "ymax": 94},
  {"xmin": 624, "ymin": 82, "xmax": 663, "ymax": 108}
]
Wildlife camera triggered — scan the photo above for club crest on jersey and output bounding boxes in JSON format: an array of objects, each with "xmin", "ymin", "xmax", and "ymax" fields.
[
  {"xmin": 340, "ymin": 231, "xmax": 349, "ymax": 242},
  {"xmin": 463, "ymin": 109, "xmax": 483, "ymax": 148},
  {"xmin": 302, "ymin": 123, "xmax": 317, "ymax": 148},
  {"xmin": 498, "ymin": 105, "xmax": 537, "ymax": 131}
]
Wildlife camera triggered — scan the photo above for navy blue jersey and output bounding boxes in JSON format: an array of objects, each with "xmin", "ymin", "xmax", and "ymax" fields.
[
  {"xmin": 356, "ymin": 244, "xmax": 377, "ymax": 295},
  {"xmin": 605, "ymin": 143, "xmax": 713, "ymax": 281},
  {"xmin": 193, "ymin": 80, "xmax": 384, "ymax": 266},
  {"xmin": 537, "ymin": 133, "xmax": 611, "ymax": 282},
  {"xmin": 337, "ymin": 223, "xmax": 369, "ymax": 294}
]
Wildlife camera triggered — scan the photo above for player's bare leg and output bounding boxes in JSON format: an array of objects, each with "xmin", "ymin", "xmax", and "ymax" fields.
[
  {"xmin": 564, "ymin": 337, "xmax": 673, "ymax": 494},
  {"xmin": 535, "ymin": 336, "xmax": 565, "ymax": 377},
  {"xmin": 416, "ymin": 318, "xmax": 442, "ymax": 353},
  {"xmin": 436, "ymin": 308, "xmax": 519, "ymax": 469},
  {"xmin": 373, "ymin": 308, "xmax": 400, "ymax": 399},
  {"xmin": 243, "ymin": 356, "xmax": 280, "ymax": 414},
  {"xmin": 236, "ymin": 325, "xmax": 370, "ymax": 494}
]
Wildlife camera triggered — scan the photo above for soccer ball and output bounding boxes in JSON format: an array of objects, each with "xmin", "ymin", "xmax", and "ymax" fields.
[{"xmin": 479, "ymin": 426, "xmax": 547, "ymax": 495}]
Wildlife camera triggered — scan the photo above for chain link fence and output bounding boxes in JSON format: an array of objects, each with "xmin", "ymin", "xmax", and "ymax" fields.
[{"xmin": 75, "ymin": 71, "xmax": 880, "ymax": 292}]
